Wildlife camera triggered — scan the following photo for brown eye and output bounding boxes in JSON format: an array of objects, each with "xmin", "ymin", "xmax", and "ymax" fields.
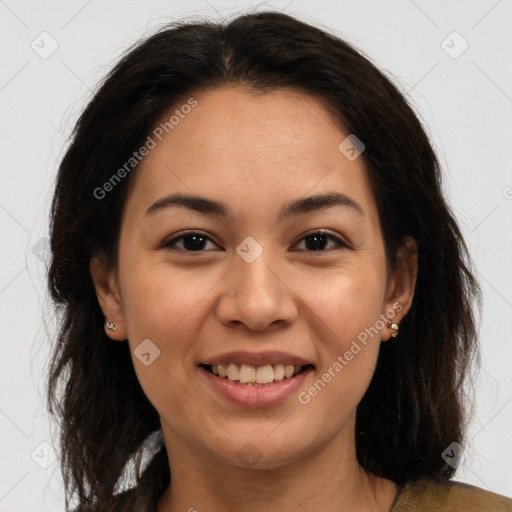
[
  {"xmin": 161, "ymin": 231, "xmax": 219, "ymax": 252},
  {"xmin": 294, "ymin": 230, "xmax": 350, "ymax": 252}
]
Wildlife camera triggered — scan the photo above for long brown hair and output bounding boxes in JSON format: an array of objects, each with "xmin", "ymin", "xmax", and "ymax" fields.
[{"xmin": 47, "ymin": 10, "xmax": 482, "ymax": 511}]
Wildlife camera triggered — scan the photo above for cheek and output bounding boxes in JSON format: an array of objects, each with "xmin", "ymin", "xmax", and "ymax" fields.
[
  {"xmin": 120, "ymin": 261, "xmax": 216, "ymax": 339},
  {"xmin": 299, "ymin": 280, "xmax": 383, "ymax": 429},
  {"xmin": 118, "ymin": 264, "xmax": 218, "ymax": 418},
  {"xmin": 297, "ymin": 262, "xmax": 385, "ymax": 409},
  {"xmin": 301, "ymin": 263, "xmax": 386, "ymax": 346}
]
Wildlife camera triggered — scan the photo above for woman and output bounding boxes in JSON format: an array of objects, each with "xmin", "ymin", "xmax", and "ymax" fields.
[{"xmin": 46, "ymin": 10, "xmax": 512, "ymax": 512}]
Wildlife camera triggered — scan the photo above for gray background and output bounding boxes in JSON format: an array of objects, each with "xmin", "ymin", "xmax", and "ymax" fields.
[{"xmin": 0, "ymin": 0, "xmax": 511, "ymax": 510}]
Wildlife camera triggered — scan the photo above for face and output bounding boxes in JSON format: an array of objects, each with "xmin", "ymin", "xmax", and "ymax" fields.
[{"xmin": 91, "ymin": 85, "xmax": 416, "ymax": 470}]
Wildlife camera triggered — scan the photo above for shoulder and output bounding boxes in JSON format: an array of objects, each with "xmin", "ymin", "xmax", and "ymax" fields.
[{"xmin": 390, "ymin": 476, "xmax": 512, "ymax": 512}]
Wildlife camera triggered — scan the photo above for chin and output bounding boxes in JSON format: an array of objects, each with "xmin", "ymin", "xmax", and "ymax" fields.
[{"xmin": 206, "ymin": 431, "xmax": 314, "ymax": 470}]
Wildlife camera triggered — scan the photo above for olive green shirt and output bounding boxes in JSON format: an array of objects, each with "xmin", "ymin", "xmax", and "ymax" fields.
[{"xmin": 389, "ymin": 476, "xmax": 512, "ymax": 511}]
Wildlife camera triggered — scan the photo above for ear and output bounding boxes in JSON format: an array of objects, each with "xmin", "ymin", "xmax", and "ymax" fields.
[
  {"xmin": 89, "ymin": 254, "xmax": 127, "ymax": 341},
  {"xmin": 381, "ymin": 236, "xmax": 418, "ymax": 341}
]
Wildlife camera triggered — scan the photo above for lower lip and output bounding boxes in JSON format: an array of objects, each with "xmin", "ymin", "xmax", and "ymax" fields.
[{"xmin": 198, "ymin": 366, "xmax": 314, "ymax": 408}]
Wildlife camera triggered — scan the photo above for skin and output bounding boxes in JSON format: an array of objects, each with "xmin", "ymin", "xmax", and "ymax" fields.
[{"xmin": 90, "ymin": 85, "xmax": 418, "ymax": 512}]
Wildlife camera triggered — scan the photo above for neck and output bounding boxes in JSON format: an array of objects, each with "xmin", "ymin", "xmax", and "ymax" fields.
[{"xmin": 156, "ymin": 418, "xmax": 398, "ymax": 512}]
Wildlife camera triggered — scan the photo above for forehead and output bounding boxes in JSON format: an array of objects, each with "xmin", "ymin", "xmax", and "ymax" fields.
[{"xmin": 123, "ymin": 85, "xmax": 378, "ymax": 227}]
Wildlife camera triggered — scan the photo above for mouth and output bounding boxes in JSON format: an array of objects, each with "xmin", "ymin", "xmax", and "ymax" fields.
[{"xmin": 199, "ymin": 362, "xmax": 315, "ymax": 387}]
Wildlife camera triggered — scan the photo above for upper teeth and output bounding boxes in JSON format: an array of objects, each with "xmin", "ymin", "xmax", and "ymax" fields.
[{"xmin": 211, "ymin": 363, "xmax": 303, "ymax": 384}]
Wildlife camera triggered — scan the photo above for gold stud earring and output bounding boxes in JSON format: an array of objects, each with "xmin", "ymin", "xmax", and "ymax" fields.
[
  {"xmin": 105, "ymin": 320, "xmax": 117, "ymax": 332},
  {"xmin": 388, "ymin": 322, "xmax": 399, "ymax": 338}
]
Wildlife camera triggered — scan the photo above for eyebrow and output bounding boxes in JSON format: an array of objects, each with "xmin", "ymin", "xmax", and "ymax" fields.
[{"xmin": 144, "ymin": 191, "xmax": 364, "ymax": 221}]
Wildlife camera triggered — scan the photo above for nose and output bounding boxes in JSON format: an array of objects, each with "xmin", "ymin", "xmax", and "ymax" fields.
[{"xmin": 215, "ymin": 250, "xmax": 298, "ymax": 332}]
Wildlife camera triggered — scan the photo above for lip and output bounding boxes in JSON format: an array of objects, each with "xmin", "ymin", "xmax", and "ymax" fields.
[
  {"xmin": 199, "ymin": 350, "xmax": 314, "ymax": 367},
  {"xmin": 198, "ymin": 365, "xmax": 314, "ymax": 408}
]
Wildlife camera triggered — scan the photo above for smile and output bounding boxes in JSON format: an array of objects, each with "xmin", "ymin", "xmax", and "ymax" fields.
[
  {"xmin": 198, "ymin": 363, "xmax": 315, "ymax": 408},
  {"xmin": 201, "ymin": 363, "xmax": 313, "ymax": 386}
]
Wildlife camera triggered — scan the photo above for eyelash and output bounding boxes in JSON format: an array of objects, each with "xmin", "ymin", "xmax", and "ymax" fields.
[{"xmin": 160, "ymin": 230, "xmax": 350, "ymax": 254}]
